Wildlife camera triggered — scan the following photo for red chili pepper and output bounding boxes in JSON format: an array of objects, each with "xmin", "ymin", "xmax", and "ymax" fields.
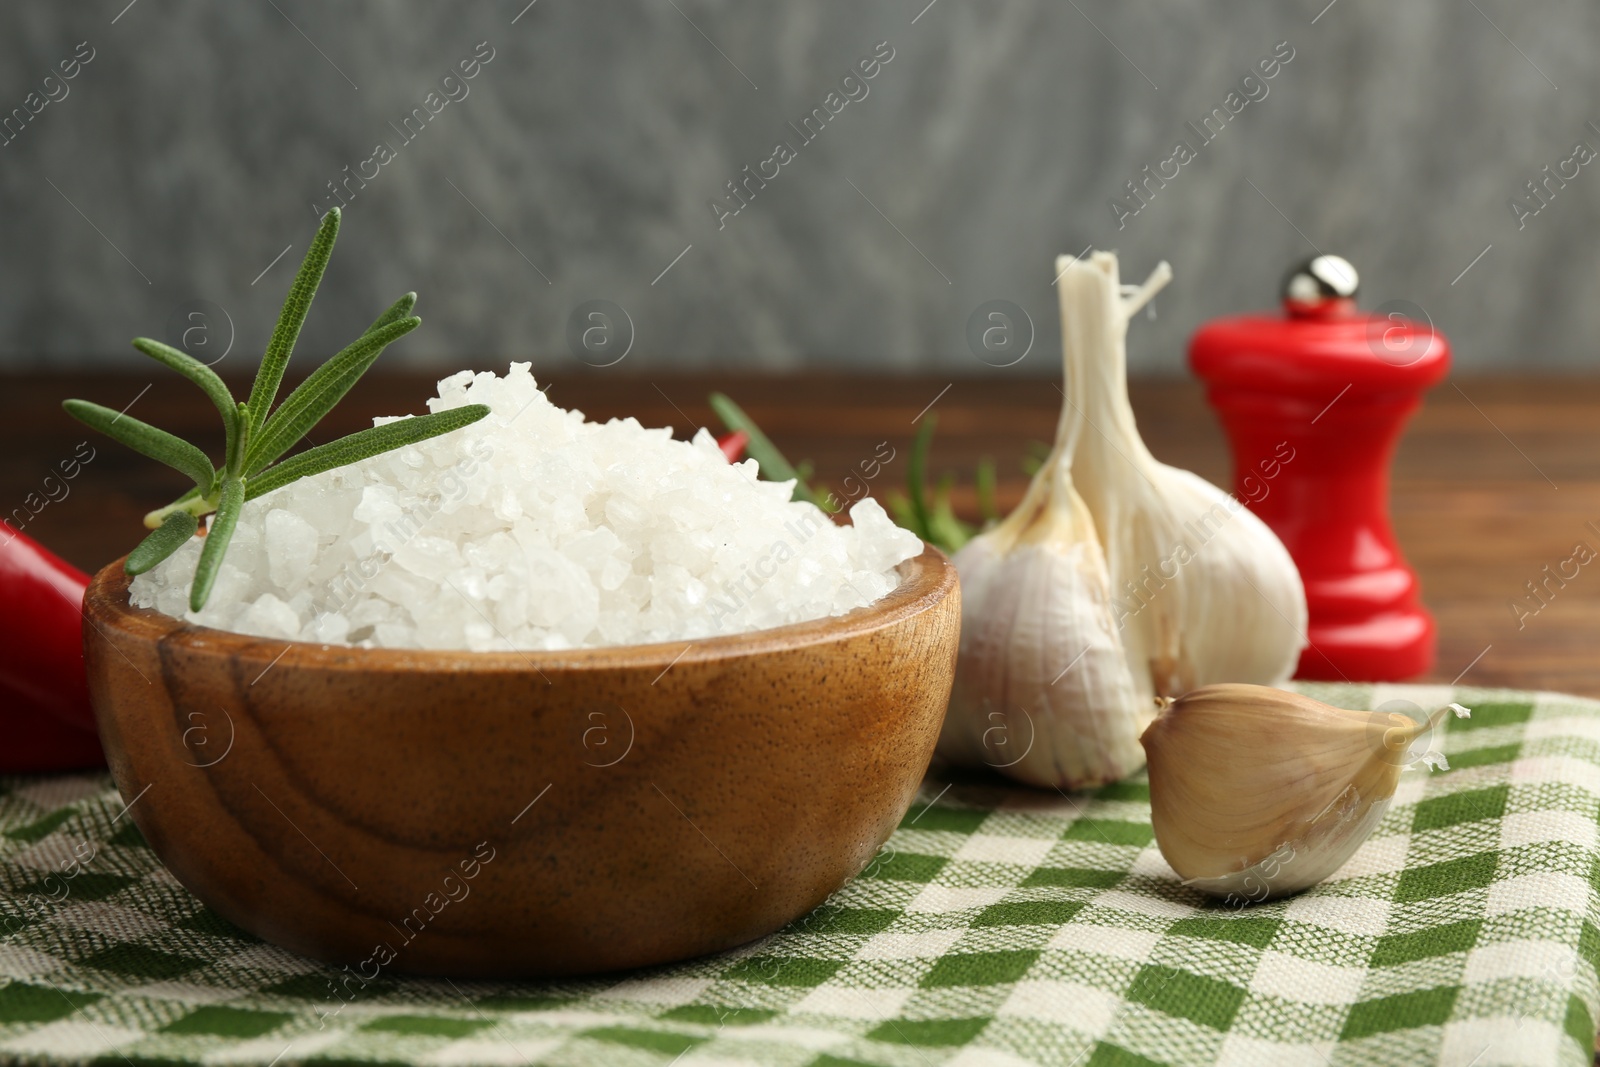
[
  {"xmin": 716, "ymin": 430, "xmax": 749, "ymax": 463},
  {"xmin": 0, "ymin": 524, "xmax": 104, "ymax": 771}
]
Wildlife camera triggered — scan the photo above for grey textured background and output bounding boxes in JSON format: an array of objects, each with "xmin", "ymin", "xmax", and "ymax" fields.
[{"xmin": 0, "ymin": 0, "xmax": 1595, "ymax": 375}]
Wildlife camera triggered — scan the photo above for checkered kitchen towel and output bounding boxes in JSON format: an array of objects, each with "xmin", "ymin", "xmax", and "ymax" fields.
[{"xmin": 2, "ymin": 683, "xmax": 1599, "ymax": 1067}]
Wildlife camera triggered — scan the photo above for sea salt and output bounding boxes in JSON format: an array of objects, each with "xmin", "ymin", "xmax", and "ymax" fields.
[{"xmin": 129, "ymin": 363, "xmax": 924, "ymax": 651}]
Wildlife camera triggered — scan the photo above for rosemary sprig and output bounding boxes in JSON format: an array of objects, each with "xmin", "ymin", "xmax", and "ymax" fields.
[
  {"xmin": 709, "ymin": 392, "xmax": 1005, "ymax": 552},
  {"xmin": 707, "ymin": 392, "xmax": 838, "ymax": 511},
  {"xmin": 64, "ymin": 206, "xmax": 489, "ymax": 612},
  {"xmin": 885, "ymin": 413, "xmax": 976, "ymax": 551}
]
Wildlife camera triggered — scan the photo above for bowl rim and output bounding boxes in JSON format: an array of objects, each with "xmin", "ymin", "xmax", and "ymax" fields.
[{"xmin": 85, "ymin": 544, "xmax": 956, "ymax": 674}]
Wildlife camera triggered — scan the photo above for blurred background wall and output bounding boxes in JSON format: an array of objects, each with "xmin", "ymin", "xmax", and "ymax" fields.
[{"xmin": 0, "ymin": 0, "xmax": 1594, "ymax": 374}]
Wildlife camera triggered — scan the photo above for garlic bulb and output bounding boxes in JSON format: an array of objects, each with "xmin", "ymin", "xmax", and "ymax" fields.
[
  {"xmin": 1141, "ymin": 683, "xmax": 1470, "ymax": 900},
  {"xmin": 938, "ymin": 250, "xmax": 1308, "ymax": 790}
]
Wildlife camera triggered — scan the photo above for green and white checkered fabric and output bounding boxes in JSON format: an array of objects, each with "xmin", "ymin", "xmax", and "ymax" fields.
[{"xmin": 2, "ymin": 683, "xmax": 1599, "ymax": 1067}]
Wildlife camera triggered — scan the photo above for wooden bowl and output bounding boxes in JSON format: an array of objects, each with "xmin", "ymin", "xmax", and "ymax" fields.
[{"xmin": 82, "ymin": 547, "xmax": 959, "ymax": 978}]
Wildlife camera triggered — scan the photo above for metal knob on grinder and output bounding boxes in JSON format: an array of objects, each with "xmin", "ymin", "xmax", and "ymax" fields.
[
  {"xmin": 1187, "ymin": 255, "xmax": 1449, "ymax": 681},
  {"xmin": 1283, "ymin": 254, "xmax": 1359, "ymax": 316}
]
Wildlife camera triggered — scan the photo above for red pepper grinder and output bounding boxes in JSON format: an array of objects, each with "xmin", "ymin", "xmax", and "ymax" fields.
[{"xmin": 1187, "ymin": 255, "xmax": 1449, "ymax": 681}]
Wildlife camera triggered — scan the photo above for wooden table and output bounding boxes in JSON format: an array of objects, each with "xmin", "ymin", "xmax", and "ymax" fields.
[{"xmin": 4, "ymin": 372, "xmax": 1598, "ymax": 697}]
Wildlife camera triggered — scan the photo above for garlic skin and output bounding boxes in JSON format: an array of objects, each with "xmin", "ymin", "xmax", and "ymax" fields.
[
  {"xmin": 1060, "ymin": 253, "xmax": 1307, "ymax": 707},
  {"xmin": 941, "ymin": 464, "xmax": 1146, "ymax": 788},
  {"xmin": 1140, "ymin": 683, "xmax": 1470, "ymax": 900}
]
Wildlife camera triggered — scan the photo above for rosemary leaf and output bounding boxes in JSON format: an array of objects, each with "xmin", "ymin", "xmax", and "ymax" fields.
[
  {"xmin": 244, "ymin": 315, "xmax": 421, "ymax": 475},
  {"xmin": 131, "ymin": 338, "xmax": 240, "ymax": 449},
  {"xmin": 223, "ymin": 401, "xmax": 249, "ymax": 476},
  {"xmin": 361, "ymin": 291, "xmax": 417, "ymax": 337},
  {"xmin": 245, "ymin": 404, "xmax": 489, "ymax": 501},
  {"xmin": 929, "ymin": 473, "xmax": 972, "ymax": 552},
  {"xmin": 190, "ymin": 476, "xmax": 244, "ymax": 611},
  {"xmin": 125, "ymin": 510, "xmax": 199, "ymax": 575},
  {"xmin": 246, "ymin": 207, "xmax": 341, "ymax": 435},
  {"xmin": 62, "ymin": 399, "xmax": 215, "ymax": 493},
  {"xmin": 906, "ymin": 413, "xmax": 937, "ymax": 542},
  {"xmin": 976, "ymin": 457, "xmax": 999, "ymax": 523}
]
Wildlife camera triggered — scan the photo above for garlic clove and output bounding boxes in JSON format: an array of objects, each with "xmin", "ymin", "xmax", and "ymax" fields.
[
  {"xmin": 940, "ymin": 470, "xmax": 1147, "ymax": 789},
  {"xmin": 1120, "ymin": 467, "xmax": 1308, "ymax": 698},
  {"xmin": 1140, "ymin": 683, "xmax": 1469, "ymax": 900}
]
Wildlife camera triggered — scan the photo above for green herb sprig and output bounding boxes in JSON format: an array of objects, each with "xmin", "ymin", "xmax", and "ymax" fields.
[
  {"xmin": 708, "ymin": 392, "xmax": 839, "ymax": 512},
  {"xmin": 708, "ymin": 392, "xmax": 1013, "ymax": 555},
  {"xmin": 64, "ymin": 207, "xmax": 489, "ymax": 611},
  {"xmin": 884, "ymin": 413, "xmax": 1000, "ymax": 553}
]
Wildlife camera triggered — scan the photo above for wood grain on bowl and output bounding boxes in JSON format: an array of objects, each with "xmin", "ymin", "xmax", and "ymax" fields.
[{"xmin": 82, "ymin": 546, "xmax": 959, "ymax": 979}]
